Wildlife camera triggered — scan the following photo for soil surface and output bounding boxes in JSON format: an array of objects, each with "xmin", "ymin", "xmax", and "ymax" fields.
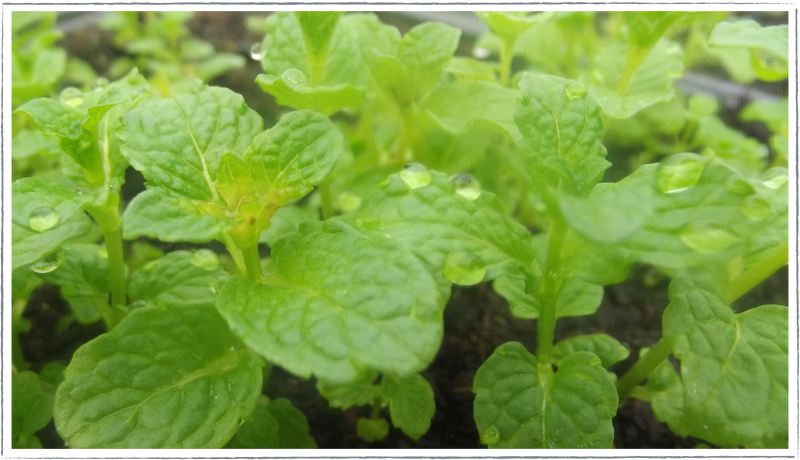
[{"xmin": 21, "ymin": 11, "xmax": 790, "ymax": 450}]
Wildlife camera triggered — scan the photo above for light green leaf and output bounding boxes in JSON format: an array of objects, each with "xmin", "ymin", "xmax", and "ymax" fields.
[
  {"xmin": 259, "ymin": 205, "xmax": 319, "ymax": 247},
  {"xmin": 476, "ymin": 11, "xmax": 552, "ymax": 43},
  {"xmin": 317, "ymin": 372, "xmax": 382, "ymax": 409},
  {"xmin": 261, "ymin": 12, "xmax": 309, "ymax": 77},
  {"xmin": 119, "ymin": 81, "xmax": 263, "ymax": 201},
  {"xmin": 623, "ymin": 12, "xmax": 686, "ymax": 50},
  {"xmin": 340, "ymin": 13, "xmax": 400, "ymax": 71},
  {"xmin": 445, "ymin": 57, "xmax": 497, "ymax": 83},
  {"xmin": 696, "ymin": 115, "xmax": 768, "ymax": 174},
  {"xmin": 15, "ymin": 98, "xmax": 83, "ymax": 139},
  {"xmin": 473, "ymin": 342, "xmax": 617, "ymax": 448},
  {"xmin": 709, "ymin": 20, "xmax": 788, "ymax": 81},
  {"xmin": 122, "ymin": 187, "xmax": 225, "ymax": 243},
  {"xmin": 54, "ymin": 304, "xmax": 263, "ymax": 448},
  {"xmin": 494, "ymin": 272, "xmax": 603, "ymax": 320},
  {"xmin": 196, "ymin": 53, "xmax": 245, "ymax": 82},
  {"xmin": 382, "ymin": 374, "xmax": 435, "ymax": 440},
  {"xmin": 662, "ymin": 268, "xmax": 788, "ymax": 447},
  {"xmin": 740, "ymin": 99, "xmax": 788, "ymax": 136},
  {"xmin": 516, "ymin": 73, "xmax": 609, "ymax": 197},
  {"xmin": 552, "ymin": 334, "xmax": 629, "ymax": 368},
  {"xmin": 216, "ymin": 220, "xmax": 444, "ymax": 384},
  {"xmin": 419, "ymin": 81, "xmax": 521, "ymax": 142},
  {"xmin": 357, "ymin": 417, "xmax": 389, "ymax": 442},
  {"xmin": 294, "ymin": 11, "xmax": 343, "ymax": 61},
  {"xmin": 352, "ymin": 169, "xmax": 536, "ymax": 291},
  {"xmin": 128, "ymin": 250, "xmax": 226, "ymax": 309},
  {"xmin": 37, "ymin": 243, "xmax": 109, "ymax": 324},
  {"xmin": 13, "ymin": 371, "xmax": 54, "ymax": 439},
  {"xmin": 590, "ymin": 40, "xmax": 685, "ymax": 119},
  {"xmin": 12, "ymin": 178, "xmax": 93, "ymax": 270},
  {"xmin": 225, "ymin": 396, "xmax": 316, "ymax": 448},
  {"xmin": 12, "ymin": 129, "xmax": 63, "ymax": 159},
  {"xmin": 255, "ymin": 72, "xmax": 366, "ymax": 116},
  {"xmin": 396, "ymin": 22, "xmax": 460, "ymax": 98}
]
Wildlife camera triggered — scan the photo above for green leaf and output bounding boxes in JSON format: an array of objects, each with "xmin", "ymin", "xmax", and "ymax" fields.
[
  {"xmin": 12, "ymin": 178, "xmax": 93, "ymax": 270},
  {"xmin": 13, "ymin": 370, "xmax": 54, "ymax": 439},
  {"xmin": 12, "ymin": 129, "xmax": 63, "ymax": 159},
  {"xmin": 476, "ymin": 12, "xmax": 552, "ymax": 43},
  {"xmin": 226, "ymin": 396, "xmax": 316, "ymax": 448},
  {"xmin": 37, "ymin": 243, "xmax": 109, "ymax": 324},
  {"xmin": 662, "ymin": 268, "xmax": 788, "ymax": 447},
  {"xmin": 255, "ymin": 72, "xmax": 366, "ymax": 116},
  {"xmin": 54, "ymin": 304, "xmax": 263, "ymax": 448},
  {"xmin": 623, "ymin": 12, "xmax": 686, "ymax": 50},
  {"xmin": 696, "ymin": 115, "xmax": 768, "ymax": 174},
  {"xmin": 15, "ymin": 97, "xmax": 83, "ymax": 139},
  {"xmin": 419, "ymin": 81, "xmax": 522, "ymax": 142},
  {"xmin": 339, "ymin": 13, "xmax": 400, "ymax": 70},
  {"xmin": 445, "ymin": 57, "xmax": 497, "ymax": 83},
  {"xmin": 516, "ymin": 73, "xmax": 609, "ymax": 197},
  {"xmin": 196, "ymin": 53, "xmax": 246, "ymax": 82},
  {"xmin": 259, "ymin": 205, "xmax": 319, "ymax": 247},
  {"xmin": 216, "ymin": 220, "xmax": 444, "ymax": 384},
  {"xmin": 352, "ymin": 169, "xmax": 536, "ymax": 291},
  {"xmin": 122, "ymin": 187, "xmax": 225, "ymax": 243},
  {"xmin": 628, "ymin": 348, "xmax": 683, "ymax": 431},
  {"xmin": 261, "ymin": 12, "xmax": 309, "ymax": 77},
  {"xmin": 590, "ymin": 40, "xmax": 685, "ymax": 119},
  {"xmin": 128, "ymin": 250, "xmax": 226, "ymax": 309},
  {"xmin": 294, "ymin": 11, "xmax": 343, "ymax": 59},
  {"xmin": 119, "ymin": 81, "xmax": 263, "ymax": 201},
  {"xmin": 709, "ymin": 20, "xmax": 788, "ymax": 82},
  {"xmin": 473, "ymin": 342, "xmax": 617, "ymax": 448},
  {"xmin": 317, "ymin": 372, "xmax": 382, "ymax": 409},
  {"xmin": 357, "ymin": 417, "xmax": 389, "ymax": 442},
  {"xmin": 552, "ymin": 334, "xmax": 629, "ymax": 368},
  {"xmin": 382, "ymin": 374, "xmax": 435, "ymax": 440},
  {"xmin": 396, "ymin": 22, "xmax": 461, "ymax": 98}
]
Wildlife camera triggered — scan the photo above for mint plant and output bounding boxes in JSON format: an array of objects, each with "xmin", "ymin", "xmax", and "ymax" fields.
[{"xmin": 11, "ymin": 10, "xmax": 788, "ymax": 450}]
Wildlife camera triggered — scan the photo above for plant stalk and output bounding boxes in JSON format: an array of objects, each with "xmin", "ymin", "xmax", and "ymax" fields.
[
  {"xmin": 499, "ymin": 38, "xmax": 515, "ymax": 87},
  {"xmin": 536, "ymin": 217, "xmax": 567, "ymax": 365},
  {"xmin": 242, "ymin": 244, "xmax": 263, "ymax": 281},
  {"xmin": 727, "ymin": 242, "xmax": 788, "ymax": 304},
  {"xmin": 319, "ymin": 181, "xmax": 335, "ymax": 220},
  {"xmin": 616, "ymin": 46, "xmax": 648, "ymax": 94},
  {"xmin": 88, "ymin": 205, "xmax": 127, "ymax": 329},
  {"xmin": 370, "ymin": 397, "xmax": 383, "ymax": 420},
  {"xmin": 616, "ymin": 337, "xmax": 674, "ymax": 401}
]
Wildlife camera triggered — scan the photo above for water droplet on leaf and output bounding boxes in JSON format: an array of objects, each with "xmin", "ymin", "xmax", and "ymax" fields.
[
  {"xmin": 724, "ymin": 176, "xmax": 755, "ymax": 196},
  {"xmin": 354, "ymin": 218, "xmax": 364, "ymax": 228},
  {"xmin": 450, "ymin": 173, "xmax": 482, "ymax": 201},
  {"xmin": 443, "ymin": 252, "xmax": 487, "ymax": 286},
  {"xmin": 399, "ymin": 163, "xmax": 431, "ymax": 189},
  {"xmin": 191, "ymin": 249, "xmax": 220, "ymax": 271},
  {"xmin": 281, "ymin": 68, "xmax": 307, "ymax": 86},
  {"xmin": 94, "ymin": 77, "xmax": 109, "ymax": 89},
  {"xmin": 680, "ymin": 223, "xmax": 739, "ymax": 253},
  {"xmin": 472, "ymin": 47, "xmax": 491, "ymax": 59},
  {"xmin": 763, "ymin": 174, "xmax": 788, "ymax": 190},
  {"xmin": 98, "ymin": 247, "xmax": 108, "ymax": 259},
  {"xmin": 60, "ymin": 87, "xmax": 83, "ymax": 106},
  {"xmin": 28, "ymin": 207, "xmax": 60, "ymax": 232},
  {"xmin": 564, "ymin": 81, "xmax": 588, "ymax": 100},
  {"xmin": 741, "ymin": 195, "xmax": 771, "ymax": 221},
  {"xmin": 337, "ymin": 191, "xmax": 362, "ymax": 212},
  {"xmin": 656, "ymin": 153, "xmax": 704, "ymax": 193},
  {"xmin": 30, "ymin": 248, "xmax": 65, "ymax": 274},
  {"xmin": 481, "ymin": 425, "xmax": 501, "ymax": 445},
  {"xmin": 250, "ymin": 42, "xmax": 264, "ymax": 60}
]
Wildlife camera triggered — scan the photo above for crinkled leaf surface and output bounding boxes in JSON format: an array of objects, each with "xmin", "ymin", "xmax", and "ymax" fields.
[
  {"xmin": 382, "ymin": 374, "xmax": 435, "ymax": 440},
  {"xmin": 12, "ymin": 178, "xmax": 93, "ymax": 270},
  {"xmin": 662, "ymin": 268, "xmax": 788, "ymax": 448},
  {"xmin": 54, "ymin": 304, "xmax": 263, "ymax": 448},
  {"xmin": 552, "ymin": 334, "xmax": 629, "ymax": 368},
  {"xmin": 396, "ymin": 22, "xmax": 460, "ymax": 98},
  {"xmin": 351, "ymin": 170, "xmax": 536, "ymax": 291},
  {"xmin": 473, "ymin": 342, "xmax": 617, "ymax": 448},
  {"xmin": 590, "ymin": 40, "xmax": 685, "ymax": 119},
  {"xmin": 255, "ymin": 73, "xmax": 365, "ymax": 116},
  {"xmin": 128, "ymin": 250, "xmax": 226, "ymax": 308},
  {"xmin": 37, "ymin": 243, "xmax": 109, "ymax": 323},
  {"xmin": 516, "ymin": 73, "xmax": 609, "ymax": 197},
  {"xmin": 122, "ymin": 187, "xmax": 225, "ymax": 243},
  {"xmin": 259, "ymin": 205, "xmax": 319, "ymax": 247},
  {"xmin": 216, "ymin": 220, "xmax": 444, "ymax": 384},
  {"xmin": 225, "ymin": 396, "xmax": 316, "ymax": 449}
]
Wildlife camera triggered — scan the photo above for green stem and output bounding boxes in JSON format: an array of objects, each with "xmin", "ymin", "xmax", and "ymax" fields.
[
  {"xmin": 536, "ymin": 217, "xmax": 567, "ymax": 365},
  {"xmin": 87, "ymin": 206, "xmax": 127, "ymax": 329},
  {"xmin": 242, "ymin": 244, "xmax": 263, "ymax": 281},
  {"xmin": 616, "ymin": 337, "xmax": 674, "ymax": 401},
  {"xmin": 616, "ymin": 46, "xmax": 648, "ymax": 94},
  {"xmin": 222, "ymin": 233, "xmax": 247, "ymax": 276},
  {"xmin": 499, "ymin": 37, "xmax": 515, "ymax": 87},
  {"xmin": 8, "ymin": 299, "xmax": 28, "ymax": 371},
  {"xmin": 370, "ymin": 397, "xmax": 383, "ymax": 420},
  {"xmin": 319, "ymin": 181, "xmax": 334, "ymax": 220},
  {"xmin": 727, "ymin": 242, "xmax": 789, "ymax": 304}
]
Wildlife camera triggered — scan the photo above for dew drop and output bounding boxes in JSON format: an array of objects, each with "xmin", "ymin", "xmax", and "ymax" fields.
[
  {"xmin": 337, "ymin": 191, "xmax": 362, "ymax": 212},
  {"xmin": 741, "ymin": 195, "xmax": 771, "ymax": 221},
  {"xmin": 680, "ymin": 223, "xmax": 739, "ymax": 253},
  {"xmin": 281, "ymin": 68, "xmax": 307, "ymax": 86},
  {"xmin": 28, "ymin": 207, "xmax": 60, "ymax": 233},
  {"xmin": 30, "ymin": 248, "xmax": 65, "ymax": 274},
  {"xmin": 191, "ymin": 249, "xmax": 221, "ymax": 271},
  {"xmin": 723, "ymin": 176, "xmax": 755, "ymax": 196},
  {"xmin": 398, "ymin": 163, "xmax": 431, "ymax": 189},
  {"xmin": 209, "ymin": 279, "xmax": 218, "ymax": 294},
  {"xmin": 450, "ymin": 173, "xmax": 482, "ymax": 201},
  {"xmin": 60, "ymin": 87, "xmax": 84, "ymax": 106},
  {"xmin": 354, "ymin": 218, "xmax": 364, "ymax": 228},
  {"xmin": 564, "ymin": 81, "xmax": 588, "ymax": 100},
  {"xmin": 250, "ymin": 42, "xmax": 264, "ymax": 60},
  {"xmin": 94, "ymin": 77, "xmax": 109, "ymax": 89},
  {"xmin": 443, "ymin": 252, "xmax": 487, "ymax": 286},
  {"xmin": 495, "ymin": 347, "xmax": 506, "ymax": 356},
  {"xmin": 480, "ymin": 425, "xmax": 501, "ymax": 445},
  {"xmin": 98, "ymin": 247, "xmax": 108, "ymax": 259},
  {"xmin": 656, "ymin": 153, "xmax": 705, "ymax": 193},
  {"xmin": 472, "ymin": 47, "xmax": 491, "ymax": 59},
  {"xmin": 763, "ymin": 174, "xmax": 788, "ymax": 190}
]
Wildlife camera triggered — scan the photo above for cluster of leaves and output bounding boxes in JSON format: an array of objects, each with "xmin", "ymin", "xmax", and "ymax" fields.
[{"xmin": 11, "ymin": 11, "xmax": 788, "ymax": 450}]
